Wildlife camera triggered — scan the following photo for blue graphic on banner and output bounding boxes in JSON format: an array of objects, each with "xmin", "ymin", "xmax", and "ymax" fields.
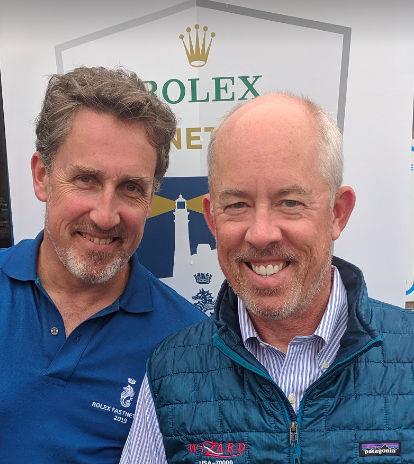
[
  {"xmin": 192, "ymin": 288, "xmax": 215, "ymax": 313},
  {"xmin": 137, "ymin": 176, "xmax": 223, "ymax": 313}
]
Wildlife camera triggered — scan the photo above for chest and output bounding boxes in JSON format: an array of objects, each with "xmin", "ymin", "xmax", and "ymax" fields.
[
  {"xmin": 0, "ymin": 283, "xmax": 153, "ymax": 463},
  {"xmin": 47, "ymin": 290, "xmax": 117, "ymax": 336},
  {"xmin": 152, "ymin": 333, "xmax": 414, "ymax": 464}
]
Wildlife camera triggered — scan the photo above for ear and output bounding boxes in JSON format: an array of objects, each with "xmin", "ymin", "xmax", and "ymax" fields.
[
  {"xmin": 31, "ymin": 152, "xmax": 49, "ymax": 202},
  {"xmin": 331, "ymin": 186, "xmax": 356, "ymax": 240},
  {"xmin": 203, "ymin": 194, "xmax": 217, "ymax": 238}
]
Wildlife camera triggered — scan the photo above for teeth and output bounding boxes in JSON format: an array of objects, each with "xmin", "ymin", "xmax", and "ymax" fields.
[
  {"xmin": 251, "ymin": 262, "xmax": 286, "ymax": 276},
  {"xmin": 80, "ymin": 233, "xmax": 113, "ymax": 245}
]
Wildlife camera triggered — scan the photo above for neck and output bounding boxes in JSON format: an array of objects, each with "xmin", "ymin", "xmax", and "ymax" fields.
[
  {"xmin": 247, "ymin": 280, "xmax": 332, "ymax": 353},
  {"xmin": 37, "ymin": 237, "xmax": 129, "ymax": 334}
]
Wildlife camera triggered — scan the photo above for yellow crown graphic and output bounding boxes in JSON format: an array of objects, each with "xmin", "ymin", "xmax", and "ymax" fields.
[{"xmin": 179, "ymin": 24, "xmax": 215, "ymax": 67}]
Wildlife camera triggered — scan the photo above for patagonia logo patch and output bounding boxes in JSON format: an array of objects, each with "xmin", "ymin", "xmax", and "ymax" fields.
[{"xmin": 359, "ymin": 442, "xmax": 401, "ymax": 457}]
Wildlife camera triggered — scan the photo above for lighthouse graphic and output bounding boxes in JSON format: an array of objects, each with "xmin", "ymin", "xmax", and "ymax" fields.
[
  {"xmin": 137, "ymin": 177, "xmax": 223, "ymax": 315},
  {"xmin": 171, "ymin": 194, "xmax": 192, "ymax": 281}
]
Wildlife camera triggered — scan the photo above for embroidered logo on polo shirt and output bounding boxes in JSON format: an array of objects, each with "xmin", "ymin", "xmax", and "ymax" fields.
[
  {"xmin": 120, "ymin": 378, "xmax": 136, "ymax": 408},
  {"xmin": 359, "ymin": 442, "xmax": 401, "ymax": 457},
  {"xmin": 188, "ymin": 440, "xmax": 247, "ymax": 462},
  {"xmin": 90, "ymin": 377, "xmax": 137, "ymax": 425}
]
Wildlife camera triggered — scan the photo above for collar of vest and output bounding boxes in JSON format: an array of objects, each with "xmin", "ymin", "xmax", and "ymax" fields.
[{"xmin": 213, "ymin": 256, "xmax": 382, "ymax": 365}]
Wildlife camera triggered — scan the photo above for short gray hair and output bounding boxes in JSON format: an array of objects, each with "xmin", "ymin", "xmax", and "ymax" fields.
[
  {"xmin": 208, "ymin": 93, "xmax": 343, "ymax": 194},
  {"xmin": 35, "ymin": 66, "xmax": 176, "ymax": 189}
]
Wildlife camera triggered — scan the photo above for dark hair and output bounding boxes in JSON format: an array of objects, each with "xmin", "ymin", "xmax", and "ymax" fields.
[{"xmin": 35, "ymin": 66, "xmax": 176, "ymax": 188}]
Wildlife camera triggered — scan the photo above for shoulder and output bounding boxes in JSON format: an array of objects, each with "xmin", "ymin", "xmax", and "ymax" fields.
[
  {"xmin": 0, "ymin": 239, "xmax": 31, "ymax": 269},
  {"xmin": 0, "ymin": 247, "xmax": 10, "ymax": 267},
  {"xmin": 149, "ymin": 317, "xmax": 215, "ymax": 362},
  {"xmin": 154, "ymin": 316, "xmax": 215, "ymax": 351},
  {"xmin": 0, "ymin": 237, "xmax": 40, "ymax": 281},
  {"xmin": 0, "ymin": 244, "xmax": 16, "ymax": 267},
  {"xmin": 368, "ymin": 298, "xmax": 414, "ymax": 359},
  {"xmin": 148, "ymin": 317, "xmax": 216, "ymax": 379},
  {"xmin": 0, "ymin": 247, "xmax": 13, "ymax": 282},
  {"xmin": 369, "ymin": 297, "xmax": 414, "ymax": 331},
  {"xmin": 137, "ymin": 262, "xmax": 206, "ymax": 323}
]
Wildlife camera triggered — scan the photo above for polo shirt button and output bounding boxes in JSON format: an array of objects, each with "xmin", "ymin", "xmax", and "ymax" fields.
[
  {"xmin": 50, "ymin": 327, "xmax": 59, "ymax": 336},
  {"xmin": 288, "ymin": 393, "xmax": 296, "ymax": 405}
]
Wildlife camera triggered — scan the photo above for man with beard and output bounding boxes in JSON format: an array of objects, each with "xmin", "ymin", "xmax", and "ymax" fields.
[
  {"xmin": 0, "ymin": 66, "xmax": 204, "ymax": 464},
  {"xmin": 121, "ymin": 93, "xmax": 414, "ymax": 463}
]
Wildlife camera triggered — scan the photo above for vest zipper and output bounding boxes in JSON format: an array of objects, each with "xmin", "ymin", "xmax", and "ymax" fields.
[
  {"xmin": 213, "ymin": 334, "xmax": 300, "ymax": 462},
  {"xmin": 214, "ymin": 332, "xmax": 383, "ymax": 463},
  {"xmin": 292, "ymin": 336, "xmax": 383, "ymax": 462},
  {"xmin": 290, "ymin": 421, "xmax": 301, "ymax": 464}
]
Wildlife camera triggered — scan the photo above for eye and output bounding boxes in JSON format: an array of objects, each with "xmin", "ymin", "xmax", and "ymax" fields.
[
  {"xmin": 226, "ymin": 202, "xmax": 247, "ymax": 210},
  {"xmin": 78, "ymin": 175, "xmax": 92, "ymax": 183},
  {"xmin": 223, "ymin": 201, "xmax": 249, "ymax": 215},
  {"xmin": 123, "ymin": 181, "xmax": 145, "ymax": 196},
  {"xmin": 281, "ymin": 199, "xmax": 302, "ymax": 208},
  {"xmin": 74, "ymin": 174, "xmax": 96, "ymax": 187},
  {"xmin": 125, "ymin": 182, "xmax": 138, "ymax": 192}
]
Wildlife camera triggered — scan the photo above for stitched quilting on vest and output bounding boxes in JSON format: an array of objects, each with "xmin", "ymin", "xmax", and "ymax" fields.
[{"xmin": 148, "ymin": 268, "xmax": 414, "ymax": 463}]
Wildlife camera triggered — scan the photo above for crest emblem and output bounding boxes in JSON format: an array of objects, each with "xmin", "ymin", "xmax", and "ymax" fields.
[
  {"xmin": 192, "ymin": 288, "xmax": 215, "ymax": 316},
  {"xmin": 120, "ymin": 378, "xmax": 136, "ymax": 408}
]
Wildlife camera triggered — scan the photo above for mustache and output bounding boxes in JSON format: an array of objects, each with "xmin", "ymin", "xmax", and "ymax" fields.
[
  {"xmin": 233, "ymin": 244, "xmax": 298, "ymax": 262},
  {"xmin": 71, "ymin": 222, "xmax": 126, "ymax": 239}
]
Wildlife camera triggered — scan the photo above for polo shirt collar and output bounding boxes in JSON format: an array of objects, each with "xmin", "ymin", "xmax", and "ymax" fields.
[
  {"xmin": 119, "ymin": 254, "xmax": 153, "ymax": 314},
  {"xmin": 2, "ymin": 230, "xmax": 153, "ymax": 314},
  {"xmin": 1, "ymin": 231, "xmax": 43, "ymax": 281}
]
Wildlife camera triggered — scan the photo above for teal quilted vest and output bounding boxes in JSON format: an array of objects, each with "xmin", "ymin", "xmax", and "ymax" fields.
[{"xmin": 148, "ymin": 258, "xmax": 414, "ymax": 463}]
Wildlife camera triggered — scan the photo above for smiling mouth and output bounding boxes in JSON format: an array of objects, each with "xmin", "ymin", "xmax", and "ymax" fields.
[
  {"xmin": 78, "ymin": 232, "xmax": 119, "ymax": 246},
  {"xmin": 247, "ymin": 261, "xmax": 289, "ymax": 277}
]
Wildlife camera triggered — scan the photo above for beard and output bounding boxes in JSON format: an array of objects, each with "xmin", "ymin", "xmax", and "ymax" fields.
[
  {"xmin": 45, "ymin": 215, "xmax": 132, "ymax": 285},
  {"xmin": 224, "ymin": 243, "xmax": 332, "ymax": 321},
  {"xmin": 52, "ymin": 246, "xmax": 130, "ymax": 284}
]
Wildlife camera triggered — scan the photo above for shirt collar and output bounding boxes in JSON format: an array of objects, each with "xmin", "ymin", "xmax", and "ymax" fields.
[
  {"xmin": 1, "ymin": 231, "xmax": 43, "ymax": 281},
  {"xmin": 119, "ymin": 254, "xmax": 153, "ymax": 314},
  {"xmin": 238, "ymin": 297, "xmax": 260, "ymax": 345},
  {"xmin": 238, "ymin": 266, "xmax": 348, "ymax": 347},
  {"xmin": 1, "ymin": 230, "xmax": 153, "ymax": 314},
  {"xmin": 313, "ymin": 266, "xmax": 347, "ymax": 345}
]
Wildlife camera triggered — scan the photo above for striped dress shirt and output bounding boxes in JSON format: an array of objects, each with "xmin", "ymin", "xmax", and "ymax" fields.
[{"xmin": 120, "ymin": 267, "xmax": 348, "ymax": 464}]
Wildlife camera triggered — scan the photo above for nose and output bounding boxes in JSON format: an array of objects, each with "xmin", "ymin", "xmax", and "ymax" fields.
[
  {"xmin": 244, "ymin": 207, "xmax": 282, "ymax": 249},
  {"xmin": 89, "ymin": 188, "xmax": 121, "ymax": 230}
]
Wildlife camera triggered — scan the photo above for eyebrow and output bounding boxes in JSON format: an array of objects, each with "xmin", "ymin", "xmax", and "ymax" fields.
[
  {"xmin": 69, "ymin": 165, "xmax": 101, "ymax": 177},
  {"xmin": 217, "ymin": 184, "xmax": 310, "ymax": 200},
  {"xmin": 276, "ymin": 185, "xmax": 309, "ymax": 196},
  {"xmin": 217, "ymin": 189, "xmax": 247, "ymax": 200},
  {"xmin": 69, "ymin": 165, "xmax": 154, "ymax": 184}
]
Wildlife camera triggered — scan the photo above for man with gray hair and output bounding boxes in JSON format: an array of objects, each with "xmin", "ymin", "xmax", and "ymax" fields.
[
  {"xmin": 0, "ymin": 66, "xmax": 204, "ymax": 463},
  {"xmin": 121, "ymin": 93, "xmax": 414, "ymax": 463}
]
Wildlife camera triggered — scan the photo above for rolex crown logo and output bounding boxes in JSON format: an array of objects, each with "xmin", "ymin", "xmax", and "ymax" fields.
[{"xmin": 179, "ymin": 24, "xmax": 215, "ymax": 67}]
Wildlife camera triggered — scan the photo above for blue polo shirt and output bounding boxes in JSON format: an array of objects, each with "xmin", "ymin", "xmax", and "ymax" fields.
[{"xmin": 0, "ymin": 232, "xmax": 205, "ymax": 463}]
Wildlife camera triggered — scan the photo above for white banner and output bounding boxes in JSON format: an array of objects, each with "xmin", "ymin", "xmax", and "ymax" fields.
[{"xmin": 55, "ymin": 2, "xmax": 351, "ymax": 313}]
